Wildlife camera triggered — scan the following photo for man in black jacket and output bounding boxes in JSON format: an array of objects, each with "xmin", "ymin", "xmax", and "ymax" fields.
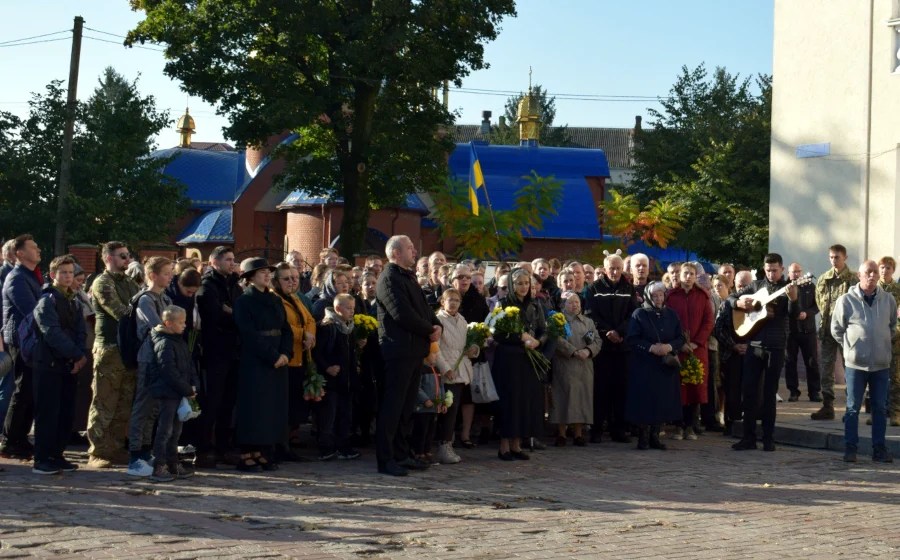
[
  {"xmin": 784, "ymin": 263, "xmax": 820, "ymax": 402},
  {"xmin": 730, "ymin": 253, "xmax": 798, "ymax": 452},
  {"xmin": 375, "ymin": 235, "xmax": 441, "ymax": 476},
  {"xmin": 194, "ymin": 246, "xmax": 239, "ymax": 468},
  {"xmin": 585, "ymin": 253, "xmax": 636, "ymax": 443}
]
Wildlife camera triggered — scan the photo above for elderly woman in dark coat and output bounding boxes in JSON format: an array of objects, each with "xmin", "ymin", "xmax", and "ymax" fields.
[
  {"xmin": 550, "ymin": 292, "xmax": 602, "ymax": 447},
  {"xmin": 233, "ymin": 258, "xmax": 294, "ymax": 472},
  {"xmin": 492, "ymin": 268, "xmax": 547, "ymax": 461},
  {"xmin": 626, "ymin": 281, "xmax": 685, "ymax": 450}
]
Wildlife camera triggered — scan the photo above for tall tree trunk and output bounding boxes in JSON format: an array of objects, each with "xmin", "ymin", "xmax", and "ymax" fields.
[{"xmin": 337, "ymin": 83, "xmax": 378, "ymax": 259}]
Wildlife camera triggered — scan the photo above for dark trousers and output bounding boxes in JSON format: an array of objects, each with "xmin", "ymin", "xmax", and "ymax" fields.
[
  {"xmin": 316, "ymin": 390, "xmax": 352, "ymax": 454},
  {"xmin": 785, "ymin": 331, "xmax": 821, "ymax": 397},
  {"xmin": 2, "ymin": 354, "xmax": 34, "ymax": 448},
  {"xmin": 741, "ymin": 346, "xmax": 785, "ymax": 442},
  {"xmin": 722, "ymin": 352, "xmax": 744, "ymax": 428},
  {"xmin": 32, "ymin": 367, "xmax": 77, "ymax": 463},
  {"xmin": 411, "ymin": 413, "xmax": 438, "ymax": 455},
  {"xmin": 376, "ymin": 357, "xmax": 421, "ymax": 466},
  {"xmin": 354, "ymin": 367, "xmax": 379, "ymax": 442},
  {"xmin": 197, "ymin": 355, "xmax": 238, "ymax": 455},
  {"xmin": 153, "ymin": 398, "xmax": 182, "ymax": 468},
  {"xmin": 700, "ymin": 349, "xmax": 720, "ymax": 427},
  {"xmin": 594, "ymin": 352, "xmax": 628, "ymax": 436},
  {"xmin": 437, "ymin": 383, "xmax": 463, "ymax": 442},
  {"xmin": 287, "ymin": 365, "xmax": 310, "ymax": 428}
]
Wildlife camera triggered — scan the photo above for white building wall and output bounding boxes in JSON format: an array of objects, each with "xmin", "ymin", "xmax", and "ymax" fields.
[{"xmin": 770, "ymin": 0, "xmax": 900, "ymax": 273}]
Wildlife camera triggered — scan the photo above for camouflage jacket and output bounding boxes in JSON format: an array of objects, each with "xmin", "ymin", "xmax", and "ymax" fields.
[
  {"xmin": 815, "ymin": 266, "xmax": 856, "ymax": 325},
  {"xmin": 91, "ymin": 270, "xmax": 141, "ymax": 347},
  {"xmin": 878, "ymin": 280, "xmax": 900, "ymax": 351}
]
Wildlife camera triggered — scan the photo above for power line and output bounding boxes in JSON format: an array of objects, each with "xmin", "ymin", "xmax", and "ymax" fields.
[
  {"xmin": 82, "ymin": 34, "xmax": 166, "ymax": 52},
  {"xmin": 0, "ymin": 37, "xmax": 70, "ymax": 48},
  {"xmin": 83, "ymin": 26, "xmax": 127, "ymax": 39},
  {"xmin": 0, "ymin": 29, "xmax": 70, "ymax": 46}
]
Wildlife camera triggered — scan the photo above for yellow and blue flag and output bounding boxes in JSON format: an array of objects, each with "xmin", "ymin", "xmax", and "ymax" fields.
[{"xmin": 469, "ymin": 143, "xmax": 484, "ymax": 216}]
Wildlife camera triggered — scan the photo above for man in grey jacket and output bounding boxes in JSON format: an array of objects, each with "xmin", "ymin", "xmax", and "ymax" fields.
[{"xmin": 831, "ymin": 260, "xmax": 896, "ymax": 463}]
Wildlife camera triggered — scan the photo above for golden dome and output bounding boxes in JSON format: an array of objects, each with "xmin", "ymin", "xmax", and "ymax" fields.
[
  {"xmin": 177, "ymin": 108, "xmax": 195, "ymax": 148},
  {"xmin": 516, "ymin": 88, "xmax": 541, "ymax": 143}
]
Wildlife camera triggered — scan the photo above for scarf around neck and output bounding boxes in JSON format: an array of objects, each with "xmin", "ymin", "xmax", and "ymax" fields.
[{"xmin": 323, "ymin": 307, "xmax": 354, "ymax": 335}]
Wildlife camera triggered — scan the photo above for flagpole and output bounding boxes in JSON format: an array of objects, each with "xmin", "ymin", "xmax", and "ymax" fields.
[{"xmin": 470, "ymin": 142, "xmax": 504, "ymax": 260}]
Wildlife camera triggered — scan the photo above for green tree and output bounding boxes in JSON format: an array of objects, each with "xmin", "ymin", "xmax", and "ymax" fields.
[
  {"xmin": 631, "ymin": 64, "xmax": 771, "ymax": 265},
  {"xmin": 488, "ymin": 84, "xmax": 572, "ymax": 146},
  {"xmin": 428, "ymin": 172, "xmax": 563, "ymax": 259},
  {"xmin": 600, "ymin": 189, "xmax": 686, "ymax": 249},
  {"xmin": 128, "ymin": 0, "xmax": 517, "ymax": 258},
  {"xmin": 0, "ymin": 70, "xmax": 188, "ymax": 253}
]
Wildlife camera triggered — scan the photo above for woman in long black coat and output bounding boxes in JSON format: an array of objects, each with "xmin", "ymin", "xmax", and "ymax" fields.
[
  {"xmin": 233, "ymin": 258, "xmax": 294, "ymax": 472},
  {"xmin": 492, "ymin": 268, "xmax": 547, "ymax": 461},
  {"xmin": 625, "ymin": 281, "xmax": 685, "ymax": 450}
]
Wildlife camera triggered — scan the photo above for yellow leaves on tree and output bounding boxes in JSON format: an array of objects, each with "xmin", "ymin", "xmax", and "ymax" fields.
[{"xmin": 601, "ymin": 189, "xmax": 686, "ymax": 249}]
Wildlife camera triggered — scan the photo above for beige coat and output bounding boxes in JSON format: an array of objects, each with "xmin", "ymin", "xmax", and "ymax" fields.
[
  {"xmin": 436, "ymin": 309, "xmax": 475, "ymax": 384},
  {"xmin": 550, "ymin": 312, "xmax": 602, "ymax": 424}
]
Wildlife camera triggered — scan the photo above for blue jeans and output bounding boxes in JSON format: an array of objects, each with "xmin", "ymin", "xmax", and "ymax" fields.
[{"xmin": 844, "ymin": 367, "xmax": 890, "ymax": 449}]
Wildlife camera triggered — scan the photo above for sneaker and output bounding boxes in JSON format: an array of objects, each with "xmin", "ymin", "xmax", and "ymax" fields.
[
  {"xmin": 318, "ymin": 450, "xmax": 338, "ymax": 461},
  {"xmin": 169, "ymin": 463, "xmax": 195, "ymax": 479},
  {"xmin": 435, "ymin": 443, "xmax": 461, "ymax": 464},
  {"xmin": 126, "ymin": 458, "xmax": 154, "ymax": 477},
  {"xmin": 684, "ymin": 429, "xmax": 698, "ymax": 441},
  {"xmin": 87, "ymin": 456, "xmax": 114, "ymax": 469},
  {"xmin": 54, "ymin": 457, "xmax": 79, "ymax": 472},
  {"xmin": 843, "ymin": 447, "xmax": 858, "ymax": 462},
  {"xmin": 32, "ymin": 461, "xmax": 60, "ymax": 475},
  {"xmin": 732, "ymin": 439, "xmax": 758, "ymax": 451},
  {"xmin": 529, "ymin": 437, "xmax": 546, "ymax": 451},
  {"xmin": 873, "ymin": 446, "xmax": 894, "ymax": 463},
  {"xmin": 775, "ymin": 393, "xmax": 784, "ymax": 403},
  {"xmin": 178, "ymin": 444, "xmax": 196, "ymax": 455},
  {"xmin": 337, "ymin": 449, "xmax": 362, "ymax": 460},
  {"xmin": 671, "ymin": 429, "xmax": 684, "ymax": 441},
  {"xmin": 150, "ymin": 464, "xmax": 175, "ymax": 482}
]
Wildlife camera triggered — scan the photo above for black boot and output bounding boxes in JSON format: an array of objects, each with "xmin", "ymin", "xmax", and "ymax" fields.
[
  {"xmin": 648, "ymin": 425, "xmax": 667, "ymax": 450},
  {"xmin": 636, "ymin": 426, "xmax": 649, "ymax": 450}
]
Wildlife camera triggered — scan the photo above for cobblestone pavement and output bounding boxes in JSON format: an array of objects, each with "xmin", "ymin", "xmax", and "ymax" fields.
[{"xmin": 2, "ymin": 434, "xmax": 899, "ymax": 559}]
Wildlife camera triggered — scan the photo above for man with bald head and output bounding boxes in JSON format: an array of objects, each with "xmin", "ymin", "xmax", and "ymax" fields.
[
  {"xmin": 784, "ymin": 263, "xmax": 820, "ymax": 402},
  {"xmin": 831, "ymin": 260, "xmax": 896, "ymax": 463}
]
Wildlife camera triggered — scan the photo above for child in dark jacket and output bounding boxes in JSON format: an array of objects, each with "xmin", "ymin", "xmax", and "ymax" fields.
[
  {"xmin": 410, "ymin": 342, "xmax": 448, "ymax": 464},
  {"xmin": 313, "ymin": 294, "xmax": 363, "ymax": 461},
  {"xmin": 31, "ymin": 255, "xmax": 88, "ymax": 475},
  {"xmin": 147, "ymin": 305, "xmax": 198, "ymax": 482}
]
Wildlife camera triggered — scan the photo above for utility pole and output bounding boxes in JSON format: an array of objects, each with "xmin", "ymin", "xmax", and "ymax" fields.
[{"xmin": 54, "ymin": 16, "xmax": 84, "ymax": 255}]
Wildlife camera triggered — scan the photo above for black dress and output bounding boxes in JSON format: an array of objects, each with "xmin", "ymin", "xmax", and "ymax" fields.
[
  {"xmin": 492, "ymin": 294, "xmax": 547, "ymax": 439},
  {"xmin": 233, "ymin": 286, "xmax": 294, "ymax": 446},
  {"xmin": 624, "ymin": 304, "xmax": 685, "ymax": 425}
]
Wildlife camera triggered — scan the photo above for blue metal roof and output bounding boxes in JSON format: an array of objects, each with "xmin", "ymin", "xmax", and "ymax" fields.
[
  {"xmin": 448, "ymin": 143, "xmax": 610, "ymax": 240},
  {"xmin": 176, "ymin": 208, "xmax": 234, "ymax": 244},
  {"xmin": 151, "ymin": 148, "xmax": 246, "ymax": 209},
  {"xmin": 278, "ymin": 190, "xmax": 430, "ymax": 213}
]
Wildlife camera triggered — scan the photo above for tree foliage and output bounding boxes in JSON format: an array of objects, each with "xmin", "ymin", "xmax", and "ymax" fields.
[
  {"xmin": 0, "ymin": 69, "xmax": 187, "ymax": 254},
  {"xmin": 128, "ymin": 0, "xmax": 517, "ymax": 258},
  {"xmin": 488, "ymin": 84, "xmax": 572, "ymax": 147},
  {"xmin": 429, "ymin": 172, "xmax": 563, "ymax": 259},
  {"xmin": 600, "ymin": 189, "xmax": 686, "ymax": 249},
  {"xmin": 631, "ymin": 64, "xmax": 771, "ymax": 266}
]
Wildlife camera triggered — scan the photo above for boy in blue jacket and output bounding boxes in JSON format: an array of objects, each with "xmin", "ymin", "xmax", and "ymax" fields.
[
  {"xmin": 147, "ymin": 305, "xmax": 198, "ymax": 482},
  {"xmin": 32, "ymin": 255, "xmax": 88, "ymax": 475}
]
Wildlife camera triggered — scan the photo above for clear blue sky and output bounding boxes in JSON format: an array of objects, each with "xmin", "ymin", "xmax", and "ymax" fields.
[{"xmin": 0, "ymin": 0, "xmax": 773, "ymax": 146}]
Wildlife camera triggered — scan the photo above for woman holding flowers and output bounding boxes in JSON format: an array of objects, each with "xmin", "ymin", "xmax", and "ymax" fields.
[
  {"xmin": 491, "ymin": 268, "xmax": 548, "ymax": 461},
  {"xmin": 665, "ymin": 262, "xmax": 714, "ymax": 441},
  {"xmin": 273, "ymin": 262, "xmax": 316, "ymax": 451},
  {"xmin": 550, "ymin": 293, "xmax": 602, "ymax": 446},
  {"xmin": 626, "ymin": 282, "xmax": 686, "ymax": 450}
]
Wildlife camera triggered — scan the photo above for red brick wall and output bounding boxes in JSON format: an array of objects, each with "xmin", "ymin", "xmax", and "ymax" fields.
[{"xmin": 67, "ymin": 244, "xmax": 99, "ymax": 274}]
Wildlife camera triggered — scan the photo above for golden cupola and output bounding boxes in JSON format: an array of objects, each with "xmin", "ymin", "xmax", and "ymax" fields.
[
  {"xmin": 176, "ymin": 108, "xmax": 196, "ymax": 148},
  {"xmin": 516, "ymin": 70, "xmax": 541, "ymax": 145}
]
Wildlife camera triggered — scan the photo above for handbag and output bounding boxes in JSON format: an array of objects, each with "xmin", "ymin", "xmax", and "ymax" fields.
[
  {"xmin": 470, "ymin": 361, "xmax": 499, "ymax": 403},
  {"xmin": 647, "ymin": 310, "xmax": 681, "ymax": 369}
]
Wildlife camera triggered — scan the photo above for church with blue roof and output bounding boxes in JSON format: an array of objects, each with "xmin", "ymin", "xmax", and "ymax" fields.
[{"xmin": 151, "ymin": 89, "xmax": 617, "ymax": 264}]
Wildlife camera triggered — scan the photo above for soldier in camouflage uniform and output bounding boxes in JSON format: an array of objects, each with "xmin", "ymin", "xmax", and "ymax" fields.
[
  {"xmin": 876, "ymin": 257, "xmax": 900, "ymax": 426},
  {"xmin": 812, "ymin": 244, "xmax": 856, "ymax": 420},
  {"xmin": 86, "ymin": 241, "xmax": 140, "ymax": 468}
]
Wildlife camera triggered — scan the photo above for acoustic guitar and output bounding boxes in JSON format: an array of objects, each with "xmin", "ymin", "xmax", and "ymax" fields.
[{"xmin": 732, "ymin": 273, "xmax": 813, "ymax": 338}]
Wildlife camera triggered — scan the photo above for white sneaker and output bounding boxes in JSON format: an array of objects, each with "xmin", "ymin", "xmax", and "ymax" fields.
[
  {"xmin": 435, "ymin": 442, "xmax": 461, "ymax": 464},
  {"xmin": 776, "ymin": 393, "xmax": 784, "ymax": 403},
  {"xmin": 685, "ymin": 429, "xmax": 698, "ymax": 441},
  {"xmin": 671, "ymin": 430, "xmax": 683, "ymax": 441},
  {"xmin": 716, "ymin": 411, "xmax": 725, "ymax": 426},
  {"xmin": 126, "ymin": 458, "xmax": 153, "ymax": 477}
]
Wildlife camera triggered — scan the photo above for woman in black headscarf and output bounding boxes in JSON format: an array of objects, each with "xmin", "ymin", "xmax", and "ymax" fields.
[
  {"xmin": 625, "ymin": 281, "xmax": 685, "ymax": 451},
  {"xmin": 492, "ymin": 268, "xmax": 547, "ymax": 461}
]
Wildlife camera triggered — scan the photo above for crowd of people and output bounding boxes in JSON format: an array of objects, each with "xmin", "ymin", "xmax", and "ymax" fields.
[{"xmin": 0, "ymin": 234, "xmax": 896, "ymax": 481}]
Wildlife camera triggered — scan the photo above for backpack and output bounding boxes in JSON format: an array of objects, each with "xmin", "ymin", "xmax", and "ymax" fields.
[
  {"xmin": 16, "ymin": 307, "xmax": 42, "ymax": 367},
  {"xmin": 117, "ymin": 291, "xmax": 145, "ymax": 369}
]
